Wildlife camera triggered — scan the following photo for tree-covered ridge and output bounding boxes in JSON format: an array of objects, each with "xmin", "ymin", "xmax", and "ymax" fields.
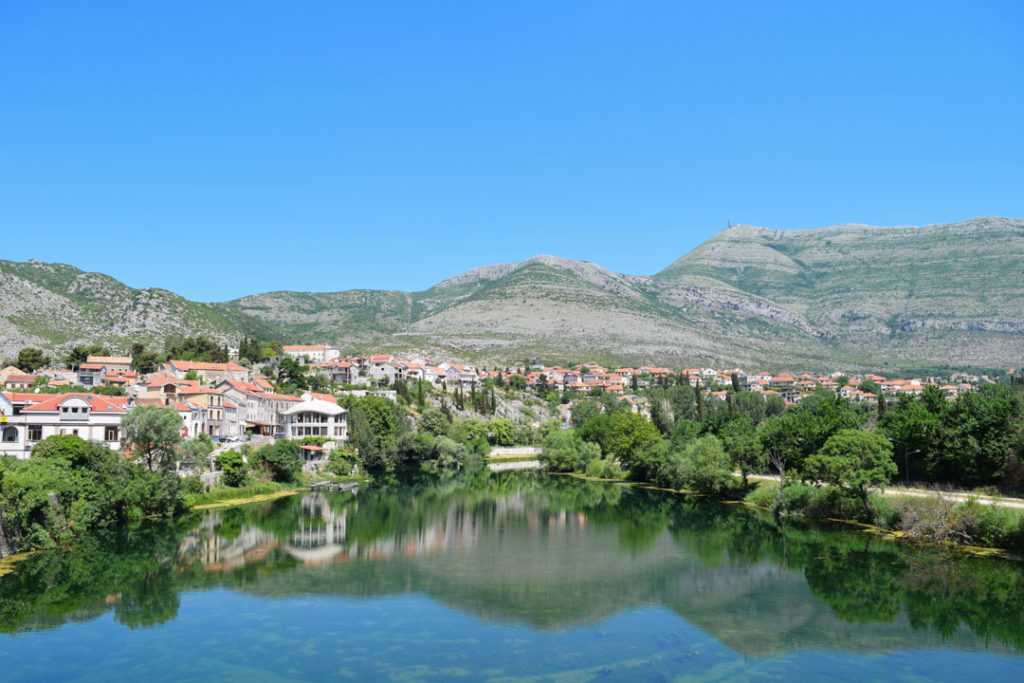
[{"xmin": 1, "ymin": 475, "xmax": 1023, "ymax": 657}]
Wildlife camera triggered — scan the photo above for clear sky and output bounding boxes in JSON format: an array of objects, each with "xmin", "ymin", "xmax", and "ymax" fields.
[{"xmin": 1, "ymin": 1, "xmax": 1021, "ymax": 301}]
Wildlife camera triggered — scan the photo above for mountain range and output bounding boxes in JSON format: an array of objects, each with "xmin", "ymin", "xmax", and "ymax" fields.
[{"xmin": 2, "ymin": 216, "xmax": 1022, "ymax": 371}]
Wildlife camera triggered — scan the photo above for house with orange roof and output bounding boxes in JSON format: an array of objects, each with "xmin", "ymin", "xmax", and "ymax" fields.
[
  {"xmin": 2, "ymin": 371, "xmax": 36, "ymax": 390},
  {"xmin": 302, "ymin": 391, "xmax": 338, "ymax": 405},
  {"xmin": 164, "ymin": 360, "xmax": 250, "ymax": 383},
  {"xmin": 102, "ymin": 370, "xmax": 138, "ymax": 388},
  {"xmin": 78, "ymin": 363, "xmax": 106, "ymax": 387},
  {"xmin": 0, "ymin": 392, "xmax": 126, "ymax": 459},
  {"xmin": 177, "ymin": 385, "xmax": 230, "ymax": 438},
  {"xmin": 322, "ymin": 359, "xmax": 365, "ymax": 385},
  {"xmin": 86, "ymin": 355, "xmax": 132, "ymax": 373}
]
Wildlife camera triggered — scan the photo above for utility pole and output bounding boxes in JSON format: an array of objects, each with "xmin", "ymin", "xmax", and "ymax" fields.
[{"xmin": 887, "ymin": 437, "xmax": 921, "ymax": 486}]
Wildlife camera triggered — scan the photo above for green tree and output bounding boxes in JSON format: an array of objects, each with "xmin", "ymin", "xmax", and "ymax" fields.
[
  {"xmin": 165, "ymin": 336, "xmax": 228, "ymax": 363},
  {"xmin": 434, "ymin": 436, "xmax": 471, "ymax": 469},
  {"xmin": 679, "ymin": 435, "xmax": 733, "ymax": 495},
  {"xmin": 720, "ymin": 418, "xmax": 765, "ymax": 486},
  {"xmin": 732, "ymin": 391, "xmax": 768, "ymax": 426},
  {"xmin": 216, "ymin": 450, "xmax": 247, "ymax": 487},
  {"xmin": 578, "ymin": 411, "xmax": 662, "ymax": 470},
  {"xmin": 64, "ymin": 344, "xmax": 110, "ymax": 370},
  {"xmin": 542, "ymin": 429, "xmax": 601, "ymax": 473},
  {"xmin": 803, "ymin": 429, "xmax": 897, "ymax": 523},
  {"xmin": 859, "ymin": 378, "xmax": 880, "ymax": 396},
  {"xmin": 488, "ymin": 417, "xmax": 518, "ymax": 446},
  {"xmin": 276, "ymin": 357, "xmax": 309, "ymax": 391},
  {"xmin": 570, "ymin": 399, "xmax": 601, "ymax": 428},
  {"xmin": 129, "ymin": 343, "xmax": 158, "ymax": 373},
  {"xmin": 121, "ymin": 405, "xmax": 183, "ymax": 472},
  {"xmin": 254, "ymin": 440, "xmax": 302, "ymax": 482},
  {"xmin": 15, "ymin": 347, "xmax": 49, "ymax": 373},
  {"xmin": 177, "ymin": 436, "xmax": 213, "ymax": 474},
  {"xmin": 418, "ymin": 407, "xmax": 451, "ymax": 437}
]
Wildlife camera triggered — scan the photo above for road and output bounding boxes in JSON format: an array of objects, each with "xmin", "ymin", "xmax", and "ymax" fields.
[{"xmin": 744, "ymin": 474, "xmax": 1024, "ymax": 510}]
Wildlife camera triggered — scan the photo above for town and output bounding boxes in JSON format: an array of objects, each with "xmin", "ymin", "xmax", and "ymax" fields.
[{"xmin": 0, "ymin": 340, "xmax": 998, "ymax": 464}]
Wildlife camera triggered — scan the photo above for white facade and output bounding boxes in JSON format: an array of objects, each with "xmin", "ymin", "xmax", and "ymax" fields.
[
  {"xmin": 0, "ymin": 393, "xmax": 124, "ymax": 460},
  {"xmin": 281, "ymin": 399, "xmax": 348, "ymax": 441},
  {"xmin": 282, "ymin": 345, "xmax": 340, "ymax": 365}
]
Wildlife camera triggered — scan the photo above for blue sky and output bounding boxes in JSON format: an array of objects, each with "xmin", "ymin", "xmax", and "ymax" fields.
[{"xmin": 1, "ymin": 1, "xmax": 1021, "ymax": 301}]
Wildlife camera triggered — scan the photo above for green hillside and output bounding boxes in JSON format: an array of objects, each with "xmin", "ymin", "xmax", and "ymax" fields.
[{"xmin": 2, "ymin": 217, "xmax": 1023, "ymax": 370}]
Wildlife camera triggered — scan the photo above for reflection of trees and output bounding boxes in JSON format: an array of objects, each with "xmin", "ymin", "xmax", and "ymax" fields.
[
  {"xmin": 0, "ymin": 523, "xmax": 186, "ymax": 633},
  {"xmin": 803, "ymin": 542, "xmax": 904, "ymax": 624},
  {"xmin": 115, "ymin": 571, "xmax": 181, "ymax": 629},
  {"xmin": 1, "ymin": 472, "xmax": 1023, "ymax": 656}
]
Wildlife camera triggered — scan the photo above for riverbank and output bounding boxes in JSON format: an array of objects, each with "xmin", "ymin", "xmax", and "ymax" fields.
[
  {"xmin": 553, "ymin": 470, "xmax": 1024, "ymax": 555},
  {"xmin": 744, "ymin": 473, "xmax": 1024, "ymax": 510},
  {"xmin": 0, "ymin": 550, "xmax": 40, "ymax": 578},
  {"xmin": 186, "ymin": 476, "xmax": 367, "ymax": 510}
]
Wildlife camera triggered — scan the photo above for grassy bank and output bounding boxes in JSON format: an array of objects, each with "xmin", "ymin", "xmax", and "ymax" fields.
[
  {"xmin": 185, "ymin": 475, "xmax": 369, "ymax": 510},
  {"xmin": 743, "ymin": 480, "xmax": 1024, "ymax": 552},
  {"xmin": 0, "ymin": 550, "xmax": 41, "ymax": 579},
  {"xmin": 486, "ymin": 454, "xmax": 543, "ymax": 464},
  {"xmin": 187, "ymin": 483, "xmax": 303, "ymax": 510}
]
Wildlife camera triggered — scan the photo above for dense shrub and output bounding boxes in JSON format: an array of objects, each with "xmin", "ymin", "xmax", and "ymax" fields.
[
  {"xmin": 584, "ymin": 458, "xmax": 625, "ymax": 479},
  {"xmin": 542, "ymin": 429, "xmax": 601, "ymax": 473},
  {"xmin": 0, "ymin": 435, "xmax": 185, "ymax": 551},
  {"xmin": 216, "ymin": 450, "xmax": 248, "ymax": 487},
  {"xmin": 253, "ymin": 440, "xmax": 302, "ymax": 482}
]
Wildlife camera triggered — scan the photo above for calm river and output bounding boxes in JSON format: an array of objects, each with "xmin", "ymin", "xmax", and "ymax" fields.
[{"xmin": 2, "ymin": 471, "xmax": 1023, "ymax": 681}]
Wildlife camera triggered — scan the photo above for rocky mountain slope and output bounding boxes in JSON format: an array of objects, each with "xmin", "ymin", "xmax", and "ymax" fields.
[{"xmin": 2, "ymin": 217, "xmax": 1022, "ymax": 370}]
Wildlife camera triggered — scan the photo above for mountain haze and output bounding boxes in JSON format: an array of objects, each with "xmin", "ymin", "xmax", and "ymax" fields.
[{"xmin": 2, "ymin": 217, "xmax": 1022, "ymax": 370}]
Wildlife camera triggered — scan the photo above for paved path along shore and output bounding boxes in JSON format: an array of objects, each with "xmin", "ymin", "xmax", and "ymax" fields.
[{"xmin": 745, "ymin": 474, "xmax": 1024, "ymax": 510}]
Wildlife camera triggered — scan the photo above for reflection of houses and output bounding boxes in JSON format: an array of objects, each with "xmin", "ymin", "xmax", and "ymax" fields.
[
  {"xmin": 286, "ymin": 494, "xmax": 350, "ymax": 564},
  {"xmin": 179, "ymin": 511, "xmax": 281, "ymax": 573},
  {"xmin": 179, "ymin": 492, "xmax": 573, "ymax": 574}
]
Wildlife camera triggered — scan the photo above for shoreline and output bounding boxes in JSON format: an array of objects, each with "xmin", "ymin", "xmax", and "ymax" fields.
[{"xmin": 553, "ymin": 471, "xmax": 1023, "ymax": 559}]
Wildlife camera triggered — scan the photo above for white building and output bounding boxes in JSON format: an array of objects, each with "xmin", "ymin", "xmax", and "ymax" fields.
[
  {"xmin": 282, "ymin": 345, "xmax": 340, "ymax": 365},
  {"xmin": 281, "ymin": 398, "xmax": 348, "ymax": 441},
  {"xmin": 0, "ymin": 392, "xmax": 127, "ymax": 459}
]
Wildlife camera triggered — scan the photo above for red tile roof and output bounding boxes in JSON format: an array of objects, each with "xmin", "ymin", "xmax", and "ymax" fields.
[{"xmin": 22, "ymin": 393, "xmax": 127, "ymax": 414}]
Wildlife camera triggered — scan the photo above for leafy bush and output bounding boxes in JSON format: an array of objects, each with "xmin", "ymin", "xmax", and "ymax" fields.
[
  {"xmin": 0, "ymin": 435, "xmax": 186, "ymax": 551},
  {"xmin": 216, "ymin": 450, "xmax": 248, "ymax": 487},
  {"xmin": 542, "ymin": 430, "xmax": 600, "ymax": 473},
  {"xmin": 890, "ymin": 495, "xmax": 1024, "ymax": 549},
  {"xmin": 253, "ymin": 440, "xmax": 302, "ymax": 482},
  {"xmin": 744, "ymin": 481, "xmax": 780, "ymax": 508},
  {"xmin": 584, "ymin": 458, "xmax": 625, "ymax": 479},
  {"xmin": 434, "ymin": 436, "xmax": 471, "ymax": 469},
  {"xmin": 418, "ymin": 407, "xmax": 451, "ymax": 437},
  {"xmin": 677, "ymin": 435, "xmax": 732, "ymax": 495},
  {"xmin": 327, "ymin": 447, "xmax": 355, "ymax": 476}
]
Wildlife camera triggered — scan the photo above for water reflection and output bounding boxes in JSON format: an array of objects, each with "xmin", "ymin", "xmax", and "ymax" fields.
[{"xmin": 2, "ymin": 471, "xmax": 1024, "ymax": 659}]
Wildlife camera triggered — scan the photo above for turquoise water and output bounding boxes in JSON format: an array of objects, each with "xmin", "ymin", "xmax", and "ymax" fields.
[{"xmin": 2, "ymin": 471, "xmax": 1024, "ymax": 681}]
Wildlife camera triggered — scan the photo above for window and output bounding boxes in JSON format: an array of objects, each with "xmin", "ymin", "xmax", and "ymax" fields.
[
  {"xmin": 105, "ymin": 426, "xmax": 119, "ymax": 442},
  {"xmin": 2, "ymin": 427, "xmax": 17, "ymax": 442},
  {"xmin": 28, "ymin": 425, "xmax": 42, "ymax": 441}
]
